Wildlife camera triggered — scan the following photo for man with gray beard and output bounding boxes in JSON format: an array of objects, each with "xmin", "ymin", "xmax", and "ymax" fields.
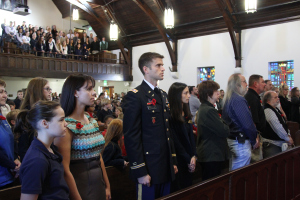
[{"xmin": 222, "ymin": 73, "xmax": 259, "ymax": 170}]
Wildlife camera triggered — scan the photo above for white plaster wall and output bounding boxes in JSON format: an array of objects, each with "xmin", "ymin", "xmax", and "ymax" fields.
[
  {"xmin": 0, "ymin": 0, "xmax": 88, "ymax": 34},
  {"xmin": 131, "ymin": 33, "xmax": 236, "ymax": 91},
  {"xmin": 241, "ymin": 20, "xmax": 300, "ymax": 88},
  {"xmin": 1, "ymin": 77, "xmax": 131, "ymax": 99},
  {"xmin": 131, "ymin": 20, "xmax": 300, "ymax": 92}
]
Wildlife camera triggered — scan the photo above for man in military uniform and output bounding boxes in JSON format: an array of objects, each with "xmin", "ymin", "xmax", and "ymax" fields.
[{"xmin": 123, "ymin": 52, "xmax": 178, "ymax": 200}]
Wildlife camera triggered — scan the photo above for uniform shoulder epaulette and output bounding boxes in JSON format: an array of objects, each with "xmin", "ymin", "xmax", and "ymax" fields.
[
  {"xmin": 161, "ymin": 89, "xmax": 166, "ymax": 93},
  {"xmin": 130, "ymin": 89, "xmax": 138, "ymax": 93}
]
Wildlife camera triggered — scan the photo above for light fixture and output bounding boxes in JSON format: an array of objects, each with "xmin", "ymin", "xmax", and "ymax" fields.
[
  {"xmin": 110, "ymin": 22, "xmax": 118, "ymax": 41},
  {"xmin": 245, "ymin": 0, "xmax": 257, "ymax": 13},
  {"xmin": 164, "ymin": 7, "xmax": 174, "ymax": 29},
  {"xmin": 73, "ymin": 9, "xmax": 79, "ymax": 20}
]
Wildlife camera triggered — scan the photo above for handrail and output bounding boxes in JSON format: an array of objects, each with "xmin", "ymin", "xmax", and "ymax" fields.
[{"xmin": 2, "ymin": 46, "xmax": 126, "ymax": 64}]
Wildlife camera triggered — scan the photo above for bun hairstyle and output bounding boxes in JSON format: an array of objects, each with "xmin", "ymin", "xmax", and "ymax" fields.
[{"xmin": 14, "ymin": 101, "xmax": 61, "ymax": 138}]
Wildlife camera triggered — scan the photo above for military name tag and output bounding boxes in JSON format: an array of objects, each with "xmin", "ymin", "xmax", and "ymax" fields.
[{"xmin": 147, "ymin": 105, "xmax": 157, "ymax": 110}]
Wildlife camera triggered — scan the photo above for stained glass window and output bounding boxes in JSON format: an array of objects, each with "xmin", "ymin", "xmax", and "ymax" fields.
[
  {"xmin": 268, "ymin": 60, "xmax": 294, "ymax": 90},
  {"xmin": 197, "ymin": 67, "xmax": 215, "ymax": 84}
]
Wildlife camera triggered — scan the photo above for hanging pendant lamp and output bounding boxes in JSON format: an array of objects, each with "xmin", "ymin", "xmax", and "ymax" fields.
[
  {"xmin": 164, "ymin": 7, "xmax": 174, "ymax": 29},
  {"xmin": 245, "ymin": 0, "xmax": 257, "ymax": 13},
  {"xmin": 110, "ymin": 22, "xmax": 118, "ymax": 41},
  {"xmin": 73, "ymin": 9, "xmax": 79, "ymax": 20}
]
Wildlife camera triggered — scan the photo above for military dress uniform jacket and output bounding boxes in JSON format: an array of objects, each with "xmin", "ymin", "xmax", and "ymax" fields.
[{"xmin": 123, "ymin": 81, "xmax": 177, "ymax": 184}]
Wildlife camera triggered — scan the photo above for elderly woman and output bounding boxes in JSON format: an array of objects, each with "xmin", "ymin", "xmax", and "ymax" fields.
[
  {"xmin": 196, "ymin": 80, "xmax": 229, "ymax": 181},
  {"xmin": 262, "ymin": 91, "xmax": 294, "ymax": 158},
  {"xmin": 290, "ymin": 87, "xmax": 300, "ymax": 124},
  {"xmin": 0, "ymin": 80, "xmax": 21, "ymax": 190},
  {"xmin": 279, "ymin": 84, "xmax": 291, "ymax": 120}
]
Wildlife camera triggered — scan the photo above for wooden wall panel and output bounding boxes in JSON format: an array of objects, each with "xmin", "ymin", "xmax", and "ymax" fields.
[
  {"xmin": 0, "ymin": 54, "xmax": 131, "ymax": 81},
  {"xmin": 160, "ymin": 147, "xmax": 300, "ymax": 200}
]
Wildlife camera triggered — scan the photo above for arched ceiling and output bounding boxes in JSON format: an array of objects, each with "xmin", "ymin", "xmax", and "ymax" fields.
[{"xmin": 53, "ymin": 0, "xmax": 300, "ymax": 50}]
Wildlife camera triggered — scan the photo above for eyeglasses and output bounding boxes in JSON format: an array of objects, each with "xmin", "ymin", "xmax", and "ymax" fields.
[{"xmin": 44, "ymin": 87, "xmax": 52, "ymax": 92}]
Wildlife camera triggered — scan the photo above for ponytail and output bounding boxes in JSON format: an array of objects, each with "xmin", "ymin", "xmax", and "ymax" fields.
[{"xmin": 14, "ymin": 110, "xmax": 35, "ymax": 140}]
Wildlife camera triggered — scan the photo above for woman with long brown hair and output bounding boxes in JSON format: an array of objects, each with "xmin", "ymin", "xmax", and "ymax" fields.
[
  {"xmin": 17, "ymin": 77, "xmax": 52, "ymax": 161},
  {"xmin": 20, "ymin": 77, "xmax": 52, "ymax": 110},
  {"xmin": 102, "ymin": 119, "xmax": 128, "ymax": 169}
]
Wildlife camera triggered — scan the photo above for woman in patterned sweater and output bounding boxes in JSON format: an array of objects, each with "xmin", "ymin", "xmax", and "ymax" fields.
[{"xmin": 54, "ymin": 74, "xmax": 111, "ymax": 200}]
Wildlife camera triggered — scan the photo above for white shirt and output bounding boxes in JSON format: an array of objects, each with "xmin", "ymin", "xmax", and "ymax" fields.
[
  {"xmin": 16, "ymin": 33, "xmax": 23, "ymax": 43},
  {"xmin": 22, "ymin": 36, "xmax": 30, "ymax": 44},
  {"xmin": 262, "ymin": 107, "xmax": 290, "ymax": 147},
  {"xmin": 143, "ymin": 79, "xmax": 158, "ymax": 90},
  {"xmin": 5, "ymin": 26, "xmax": 16, "ymax": 35},
  {"xmin": 67, "ymin": 34, "xmax": 74, "ymax": 39},
  {"xmin": 62, "ymin": 46, "xmax": 68, "ymax": 55}
]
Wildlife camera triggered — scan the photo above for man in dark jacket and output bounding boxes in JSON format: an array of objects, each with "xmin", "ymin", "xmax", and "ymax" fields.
[
  {"xmin": 14, "ymin": 90, "xmax": 23, "ymax": 109},
  {"xmin": 244, "ymin": 74, "xmax": 266, "ymax": 162},
  {"xmin": 123, "ymin": 52, "xmax": 177, "ymax": 200}
]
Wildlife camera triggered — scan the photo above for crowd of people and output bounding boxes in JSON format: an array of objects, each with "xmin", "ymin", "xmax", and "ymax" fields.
[
  {"xmin": 0, "ymin": 51, "xmax": 299, "ymax": 200},
  {"xmin": 0, "ymin": 20, "xmax": 109, "ymax": 60}
]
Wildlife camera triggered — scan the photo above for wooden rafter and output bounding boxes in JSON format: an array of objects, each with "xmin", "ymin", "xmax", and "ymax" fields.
[
  {"xmin": 214, "ymin": 0, "xmax": 241, "ymax": 67},
  {"xmin": 133, "ymin": 0, "xmax": 177, "ymax": 71},
  {"xmin": 71, "ymin": 0, "xmax": 130, "ymax": 67},
  {"xmin": 153, "ymin": 0, "xmax": 165, "ymax": 13},
  {"xmin": 102, "ymin": 2, "xmax": 127, "ymax": 37}
]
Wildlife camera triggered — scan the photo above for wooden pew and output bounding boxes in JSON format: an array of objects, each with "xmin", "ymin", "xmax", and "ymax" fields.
[
  {"xmin": 106, "ymin": 166, "xmax": 136, "ymax": 200},
  {"xmin": 159, "ymin": 146, "xmax": 300, "ymax": 200},
  {"xmin": 287, "ymin": 121, "xmax": 300, "ymax": 146},
  {"xmin": 0, "ymin": 185, "xmax": 21, "ymax": 200}
]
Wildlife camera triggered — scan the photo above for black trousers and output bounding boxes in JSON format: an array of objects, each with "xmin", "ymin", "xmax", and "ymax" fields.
[
  {"xmin": 200, "ymin": 161, "xmax": 224, "ymax": 181},
  {"xmin": 262, "ymin": 142, "xmax": 282, "ymax": 159}
]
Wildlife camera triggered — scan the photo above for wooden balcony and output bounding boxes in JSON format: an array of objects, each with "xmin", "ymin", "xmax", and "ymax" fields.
[{"xmin": 0, "ymin": 52, "xmax": 132, "ymax": 81}]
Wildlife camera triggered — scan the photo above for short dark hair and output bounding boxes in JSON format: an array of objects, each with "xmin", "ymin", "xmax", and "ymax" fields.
[
  {"xmin": 104, "ymin": 115, "xmax": 114, "ymax": 123},
  {"xmin": 264, "ymin": 80, "xmax": 271, "ymax": 84},
  {"xmin": 168, "ymin": 82, "xmax": 192, "ymax": 123},
  {"xmin": 248, "ymin": 74, "xmax": 263, "ymax": 87},
  {"xmin": 189, "ymin": 86, "xmax": 195, "ymax": 94},
  {"xmin": 7, "ymin": 100, "xmax": 15, "ymax": 106},
  {"xmin": 198, "ymin": 81, "xmax": 220, "ymax": 103},
  {"xmin": 138, "ymin": 52, "xmax": 164, "ymax": 75},
  {"xmin": 17, "ymin": 90, "xmax": 23, "ymax": 93},
  {"xmin": 263, "ymin": 91, "xmax": 273, "ymax": 105},
  {"xmin": 60, "ymin": 74, "xmax": 95, "ymax": 117}
]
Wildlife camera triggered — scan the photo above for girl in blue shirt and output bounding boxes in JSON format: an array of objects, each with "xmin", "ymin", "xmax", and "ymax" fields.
[{"xmin": 19, "ymin": 101, "xmax": 70, "ymax": 200}]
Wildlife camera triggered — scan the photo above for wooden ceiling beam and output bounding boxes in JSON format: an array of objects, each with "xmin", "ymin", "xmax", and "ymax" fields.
[
  {"xmin": 215, "ymin": 0, "xmax": 241, "ymax": 67},
  {"xmin": 69, "ymin": 0, "xmax": 131, "ymax": 67},
  {"xmin": 153, "ymin": 0, "xmax": 165, "ymax": 13},
  {"xmin": 103, "ymin": 2, "xmax": 127, "ymax": 37},
  {"xmin": 133, "ymin": 0, "xmax": 177, "ymax": 71}
]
